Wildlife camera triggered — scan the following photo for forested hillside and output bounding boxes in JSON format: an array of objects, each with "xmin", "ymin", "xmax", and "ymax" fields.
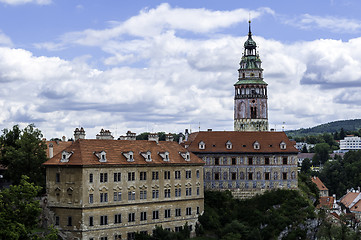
[{"xmin": 286, "ymin": 119, "xmax": 361, "ymax": 137}]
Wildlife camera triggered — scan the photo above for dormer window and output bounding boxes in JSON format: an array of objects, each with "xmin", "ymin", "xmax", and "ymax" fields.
[
  {"xmin": 94, "ymin": 151, "xmax": 107, "ymax": 163},
  {"xmin": 253, "ymin": 141, "xmax": 260, "ymax": 150},
  {"xmin": 199, "ymin": 141, "xmax": 205, "ymax": 150},
  {"xmin": 226, "ymin": 141, "xmax": 232, "ymax": 149},
  {"xmin": 60, "ymin": 151, "xmax": 73, "ymax": 163},
  {"xmin": 179, "ymin": 152, "xmax": 190, "ymax": 161},
  {"xmin": 280, "ymin": 141, "xmax": 287, "ymax": 150},
  {"xmin": 140, "ymin": 151, "xmax": 152, "ymax": 162},
  {"xmin": 159, "ymin": 152, "xmax": 170, "ymax": 162},
  {"xmin": 123, "ymin": 151, "xmax": 134, "ymax": 162}
]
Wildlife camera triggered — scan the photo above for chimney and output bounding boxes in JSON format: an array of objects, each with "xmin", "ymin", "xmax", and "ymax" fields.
[
  {"xmin": 126, "ymin": 131, "xmax": 136, "ymax": 140},
  {"xmin": 49, "ymin": 143, "xmax": 54, "ymax": 158},
  {"xmin": 165, "ymin": 133, "xmax": 174, "ymax": 142},
  {"xmin": 207, "ymin": 129, "xmax": 212, "ymax": 132},
  {"xmin": 74, "ymin": 127, "xmax": 86, "ymax": 141},
  {"xmin": 96, "ymin": 129, "xmax": 114, "ymax": 140},
  {"xmin": 62, "ymin": 136, "xmax": 66, "ymax": 142},
  {"xmin": 184, "ymin": 129, "xmax": 189, "ymax": 141},
  {"xmin": 148, "ymin": 133, "xmax": 159, "ymax": 144}
]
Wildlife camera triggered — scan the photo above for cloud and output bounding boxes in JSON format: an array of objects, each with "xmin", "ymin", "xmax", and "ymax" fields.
[
  {"xmin": 0, "ymin": 30, "xmax": 12, "ymax": 47},
  {"xmin": 2, "ymin": 4, "xmax": 361, "ymax": 138},
  {"xmin": 36, "ymin": 4, "xmax": 273, "ymax": 50},
  {"xmin": 284, "ymin": 14, "xmax": 361, "ymax": 33},
  {"xmin": 0, "ymin": 0, "xmax": 51, "ymax": 5}
]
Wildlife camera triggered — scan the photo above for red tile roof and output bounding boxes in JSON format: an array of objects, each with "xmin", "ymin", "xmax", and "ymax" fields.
[
  {"xmin": 311, "ymin": 176, "xmax": 328, "ymax": 191},
  {"xmin": 43, "ymin": 139, "xmax": 204, "ymax": 166},
  {"xmin": 317, "ymin": 196, "xmax": 334, "ymax": 209},
  {"xmin": 340, "ymin": 192, "xmax": 360, "ymax": 208},
  {"xmin": 350, "ymin": 199, "xmax": 361, "ymax": 212},
  {"xmin": 45, "ymin": 140, "xmax": 73, "ymax": 158},
  {"xmin": 184, "ymin": 131, "xmax": 298, "ymax": 153}
]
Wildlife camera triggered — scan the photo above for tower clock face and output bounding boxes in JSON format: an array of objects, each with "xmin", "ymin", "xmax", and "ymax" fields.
[{"xmin": 250, "ymin": 73, "xmax": 255, "ymax": 77}]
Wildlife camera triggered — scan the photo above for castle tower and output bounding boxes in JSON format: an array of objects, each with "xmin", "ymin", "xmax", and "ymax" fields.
[{"xmin": 234, "ymin": 21, "xmax": 269, "ymax": 131}]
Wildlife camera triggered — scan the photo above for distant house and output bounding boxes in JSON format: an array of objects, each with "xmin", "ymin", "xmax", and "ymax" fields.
[
  {"xmin": 297, "ymin": 153, "xmax": 315, "ymax": 166},
  {"xmin": 338, "ymin": 135, "xmax": 361, "ymax": 152},
  {"xmin": 311, "ymin": 176, "xmax": 329, "ymax": 197},
  {"xmin": 317, "ymin": 196, "xmax": 335, "ymax": 209},
  {"xmin": 295, "ymin": 142, "xmax": 315, "ymax": 152}
]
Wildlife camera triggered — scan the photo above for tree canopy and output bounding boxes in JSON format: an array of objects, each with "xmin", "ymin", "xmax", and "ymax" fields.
[{"xmin": 0, "ymin": 124, "xmax": 47, "ymax": 189}]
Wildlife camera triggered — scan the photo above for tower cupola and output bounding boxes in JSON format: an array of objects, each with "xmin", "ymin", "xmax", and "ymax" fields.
[{"xmin": 234, "ymin": 21, "xmax": 269, "ymax": 132}]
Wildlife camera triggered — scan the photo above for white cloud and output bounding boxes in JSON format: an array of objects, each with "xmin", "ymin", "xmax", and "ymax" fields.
[
  {"xmin": 285, "ymin": 14, "xmax": 361, "ymax": 33},
  {"xmin": 0, "ymin": 30, "xmax": 12, "ymax": 47},
  {"xmin": 0, "ymin": 0, "xmax": 51, "ymax": 5}
]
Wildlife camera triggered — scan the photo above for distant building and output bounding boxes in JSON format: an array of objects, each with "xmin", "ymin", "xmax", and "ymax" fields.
[
  {"xmin": 297, "ymin": 153, "xmax": 315, "ymax": 166},
  {"xmin": 43, "ymin": 130, "xmax": 204, "ymax": 239},
  {"xmin": 183, "ymin": 131, "xmax": 298, "ymax": 199},
  {"xmin": 294, "ymin": 142, "xmax": 315, "ymax": 152},
  {"xmin": 339, "ymin": 135, "xmax": 361, "ymax": 152},
  {"xmin": 311, "ymin": 176, "xmax": 329, "ymax": 197}
]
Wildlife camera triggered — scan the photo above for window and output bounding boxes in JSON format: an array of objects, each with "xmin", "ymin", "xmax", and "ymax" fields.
[
  {"xmin": 283, "ymin": 157, "xmax": 288, "ymax": 165},
  {"xmin": 114, "ymin": 235, "xmax": 121, "ymax": 240},
  {"xmin": 100, "ymin": 193, "xmax": 108, "ymax": 203},
  {"xmin": 140, "ymin": 190, "xmax": 147, "ymax": 200},
  {"xmin": 280, "ymin": 142, "xmax": 287, "ymax": 150},
  {"xmin": 128, "ymin": 172, "xmax": 135, "ymax": 181},
  {"xmin": 100, "ymin": 237, "xmax": 108, "ymax": 240},
  {"xmin": 232, "ymin": 158, "xmax": 236, "ymax": 165},
  {"xmin": 175, "ymin": 188, "xmax": 181, "ymax": 197},
  {"xmin": 67, "ymin": 216, "xmax": 72, "ymax": 226},
  {"xmin": 100, "ymin": 215, "xmax": 108, "ymax": 225},
  {"xmin": 186, "ymin": 170, "xmax": 192, "ymax": 179},
  {"xmin": 186, "ymin": 187, "xmax": 192, "ymax": 196},
  {"xmin": 197, "ymin": 187, "xmax": 200, "ymax": 196},
  {"xmin": 140, "ymin": 172, "xmax": 147, "ymax": 181},
  {"xmin": 140, "ymin": 231, "xmax": 147, "ymax": 236},
  {"xmin": 152, "ymin": 210, "xmax": 159, "ymax": 219},
  {"xmin": 152, "ymin": 190, "xmax": 159, "ymax": 199},
  {"xmin": 56, "ymin": 173, "xmax": 60, "ymax": 183},
  {"xmin": 175, "ymin": 226, "xmax": 182, "ymax": 232},
  {"xmin": 175, "ymin": 208, "xmax": 181, "ymax": 217},
  {"xmin": 114, "ymin": 214, "xmax": 122, "ymax": 224},
  {"xmin": 164, "ymin": 171, "xmax": 170, "ymax": 180},
  {"xmin": 196, "ymin": 170, "xmax": 200, "ymax": 178},
  {"xmin": 248, "ymin": 157, "xmax": 253, "ymax": 165},
  {"xmin": 198, "ymin": 141, "xmax": 205, "ymax": 149},
  {"xmin": 164, "ymin": 189, "xmax": 171, "ymax": 198},
  {"xmin": 100, "ymin": 173, "xmax": 108, "ymax": 183},
  {"xmin": 89, "ymin": 173, "xmax": 93, "ymax": 183},
  {"xmin": 215, "ymin": 173, "xmax": 220, "ymax": 180},
  {"xmin": 140, "ymin": 212, "xmax": 147, "ymax": 221},
  {"xmin": 165, "ymin": 209, "xmax": 171, "ymax": 218},
  {"xmin": 128, "ymin": 191, "xmax": 135, "ymax": 201},
  {"xmin": 215, "ymin": 158, "xmax": 219, "ymax": 165},
  {"xmin": 89, "ymin": 216, "xmax": 94, "ymax": 226},
  {"xmin": 226, "ymin": 141, "xmax": 232, "ymax": 149},
  {"xmin": 127, "ymin": 232, "xmax": 135, "ymax": 240},
  {"xmin": 283, "ymin": 172, "xmax": 287, "ymax": 180},
  {"xmin": 55, "ymin": 216, "xmax": 59, "ymax": 226},
  {"xmin": 265, "ymin": 172, "xmax": 270, "ymax": 180},
  {"xmin": 232, "ymin": 172, "xmax": 237, "ymax": 180},
  {"xmin": 253, "ymin": 141, "xmax": 260, "ymax": 150},
  {"xmin": 114, "ymin": 192, "xmax": 122, "ymax": 201},
  {"xmin": 197, "ymin": 207, "xmax": 200, "ymax": 214},
  {"xmin": 175, "ymin": 170, "xmax": 181, "ymax": 179},
  {"xmin": 152, "ymin": 171, "xmax": 159, "ymax": 180},
  {"xmin": 114, "ymin": 172, "xmax": 121, "ymax": 182},
  {"xmin": 186, "ymin": 207, "xmax": 192, "ymax": 215},
  {"xmin": 128, "ymin": 213, "xmax": 135, "ymax": 222},
  {"xmin": 265, "ymin": 157, "xmax": 270, "ymax": 165},
  {"xmin": 248, "ymin": 173, "xmax": 253, "ymax": 180},
  {"xmin": 89, "ymin": 194, "xmax": 94, "ymax": 204}
]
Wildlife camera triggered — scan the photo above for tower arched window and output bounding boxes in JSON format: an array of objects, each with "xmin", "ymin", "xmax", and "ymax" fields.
[
  {"xmin": 251, "ymin": 107, "xmax": 257, "ymax": 118},
  {"xmin": 242, "ymin": 73, "xmax": 245, "ymax": 78}
]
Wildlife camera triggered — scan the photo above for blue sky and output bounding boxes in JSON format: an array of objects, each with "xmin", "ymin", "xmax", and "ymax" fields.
[{"xmin": 0, "ymin": 0, "xmax": 361, "ymax": 139}]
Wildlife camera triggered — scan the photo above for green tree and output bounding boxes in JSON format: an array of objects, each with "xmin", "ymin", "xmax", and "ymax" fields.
[
  {"xmin": 0, "ymin": 175, "xmax": 42, "ymax": 239},
  {"xmin": 313, "ymin": 143, "xmax": 330, "ymax": 165},
  {"xmin": 301, "ymin": 144, "xmax": 308, "ymax": 153},
  {"xmin": 0, "ymin": 124, "xmax": 47, "ymax": 189},
  {"xmin": 301, "ymin": 158, "xmax": 312, "ymax": 174},
  {"xmin": 340, "ymin": 128, "xmax": 346, "ymax": 140}
]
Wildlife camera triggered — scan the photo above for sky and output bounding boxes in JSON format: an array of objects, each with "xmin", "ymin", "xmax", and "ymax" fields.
[{"xmin": 0, "ymin": 0, "xmax": 361, "ymax": 139}]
